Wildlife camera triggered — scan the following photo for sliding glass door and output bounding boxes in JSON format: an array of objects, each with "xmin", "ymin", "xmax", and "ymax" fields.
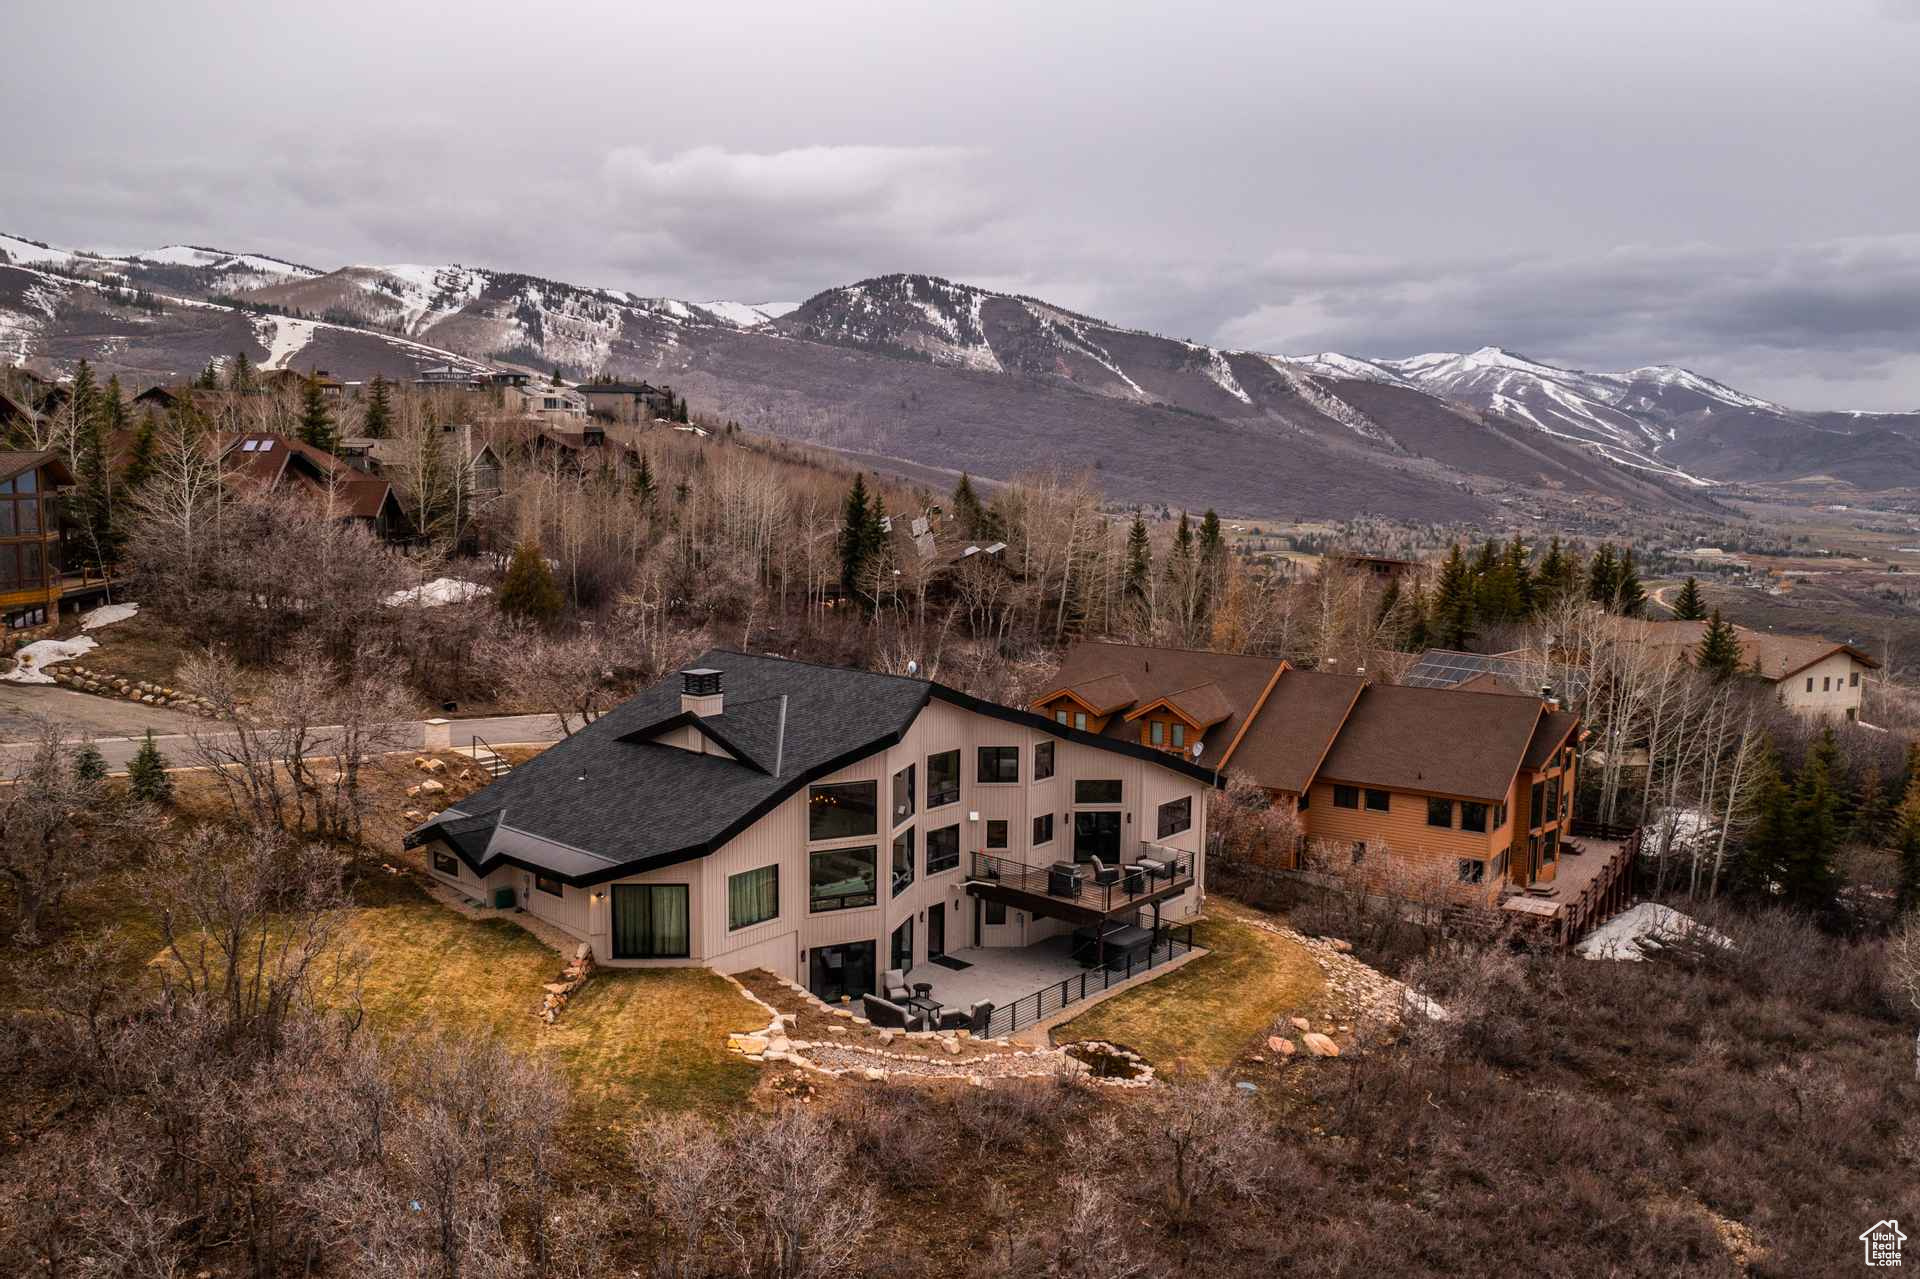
[{"xmin": 611, "ymin": 884, "xmax": 690, "ymax": 959}]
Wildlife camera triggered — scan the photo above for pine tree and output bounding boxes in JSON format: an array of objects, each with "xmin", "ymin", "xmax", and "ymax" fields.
[
  {"xmin": 1854, "ymin": 764, "xmax": 1892, "ymax": 847},
  {"xmin": 1783, "ymin": 736, "xmax": 1843, "ymax": 911},
  {"xmin": 69, "ymin": 362, "xmax": 119, "ymax": 573},
  {"xmin": 1432, "ymin": 543, "xmax": 1476, "ymax": 649},
  {"xmin": 550, "ymin": 367, "xmax": 563, "ymax": 386},
  {"xmin": 362, "ymin": 374, "xmax": 393, "ymax": 438},
  {"xmin": 1695, "ymin": 609, "xmax": 1743, "ymax": 681},
  {"xmin": 1615, "ymin": 548, "xmax": 1646, "ymax": 616},
  {"xmin": 127, "ymin": 731, "xmax": 174, "ymax": 806},
  {"xmin": 1672, "ymin": 576, "xmax": 1707, "ymax": 620},
  {"xmin": 1738, "ymin": 741, "xmax": 1792, "ymax": 897},
  {"xmin": 1587, "ymin": 543, "xmax": 1621, "ymax": 609},
  {"xmin": 196, "ymin": 360, "xmax": 220, "ymax": 390},
  {"xmin": 297, "ymin": 373, "xmax": 336, "ymax": 452},
  {"xmin": 1124, "ymin": 512, "xmax": 1151, "ymax": 603},
  {"xmin": 631, "ymin": 452, "xmax": 655, "ymax": 505},
  {"xmin": 71, "ymin": 741, "xmax": 108, "ymax": 784},
  {"xmin": 952, "ymin": 473, "xmax": 995, "ymax": 541},
  {"xmin": 840, "ymin": 474, "xmax": 875, "ymax": 602},
  {"xmin": 228, "ymin": 349, "xmax": 253, "ymax": 393},
  {"xmin": 1895, "ymin": 769, "xmax": 1920, "ymax": 915},
  {"xmin": 496, "ymin": 541, "xmax": 563, "ymax": 625},
  {"xmin": 1404, "ymin": 584, "xmax": 1431, "ymax": 651},
  {"xmin": 673, "ymin": 394, "xmax": 690, "ymax": 424},
  {"xmin": 1503, "ymin": 539, "xmax": 1533, "ymax": 618},
  {"xmin": 123, "ymin": 410, "xmax": 158, "ymax": 491},
  {"xmin": 1534, "ymin": 536, "xmax": 1570, "ymax": 612}
]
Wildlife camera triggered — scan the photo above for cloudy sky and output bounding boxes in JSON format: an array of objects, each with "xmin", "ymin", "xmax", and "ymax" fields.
[{"xmin": 6, "ymin": 0, "xmax": 1920, "ymax": 408}]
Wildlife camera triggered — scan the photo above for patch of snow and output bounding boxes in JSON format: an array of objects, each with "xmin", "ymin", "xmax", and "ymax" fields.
[
  {"xmin": 256, "ymin": 315, "xmax": 319, "ymax": 370},
  {"xmin": 4, "ymin": 635, "xmax": 98, "ymax": 684},
  {"xmin": 0, "ymin": 233, "xmax": 76, "ymax": 267},
  {"xmin": 80, "ymin": 601, "xmax": 139, "ymax": 629},
  {"xmin": 384, "ymin": 577, "xmax": 491, "ymax": 608},
  {"xmin": 1401, "ymin": 991, "xmax": 1449, "ymax": 1021},
  {"xmin": 1575, "ymin": 903, "xmax": 1733, "ymax": 962}
]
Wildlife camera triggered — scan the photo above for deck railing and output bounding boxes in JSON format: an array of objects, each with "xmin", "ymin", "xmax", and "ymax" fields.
[
  {"xmin": 981, "ymin": 922, "xmax": 1196, "ymax": 1039},
  {"xmin": 967, "ymin": 845, "xmax": 1196, "ymax": 916}
]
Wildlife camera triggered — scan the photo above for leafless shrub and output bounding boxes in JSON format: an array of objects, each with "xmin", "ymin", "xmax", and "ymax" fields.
[
  {"xmin": 632, "ymin": 1111, "xmax": 739, "ymax": 1279},
  {"xmin": 724, "ymin": 1107, "xmax": 876, "ymax": 1279},
  {"xmin": 1154, "ymin": 1073, "xmax": 1268, "ymax": 1230}
]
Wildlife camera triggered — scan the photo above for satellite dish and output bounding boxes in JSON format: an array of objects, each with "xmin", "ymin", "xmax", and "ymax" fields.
[
  {"xmin": 1191, "ymin": 741, "xmax": 1205, "ymax": 760},
  {"xmin": 906, "ymin": 660, "xmax": 919, "ymax": 676}
]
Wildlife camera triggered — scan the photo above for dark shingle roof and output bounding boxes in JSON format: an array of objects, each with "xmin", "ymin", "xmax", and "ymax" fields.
[
  {"xmin": 1220, "ymin": 668, "xmax": 1366, "ymax": 794},
  {"xmin": 1522, "ymin": 710, "xmax": 1581, "ymax": 770},
  {"xmin": 1315, "ymin": 683, "xmax": 1548, "ymax": 802},
  {"xmin": 1044, "ymin": 642, "xmax": 1281, "ymax": 754},
  {"xmin": 409, "ymin": 650, "xmax": 1217, "ymax": 885}
]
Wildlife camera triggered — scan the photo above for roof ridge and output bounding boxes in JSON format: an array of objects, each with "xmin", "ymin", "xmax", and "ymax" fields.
[{"xmin": 1069, "ymin": 639, "xmax": 1281, "ymax": 663}]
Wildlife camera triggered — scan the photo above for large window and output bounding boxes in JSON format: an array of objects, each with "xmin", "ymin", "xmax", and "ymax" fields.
[
  {"xmin": 977, "ymin": 746, "xmax": 1020, "ymax": 784},
  {"xmin": 1427, "ymin": 798, "xmax": 1453, "ymax": 829},
  {"xmin": 431, "ymin": 848, "xmax": 459, "ymax": 876},
  {"xmin": 926, "ymin": 824, "xmax": 960, "ymax": 875},
  {"xmin": 535, "ymin": 873, "xmax": 564, "ymax": 896},
  {"xmin": 611, "ymin": 884, "xmax": 690, "ymax": 958},
  {"xmin": 1542, "ymin": 828, "xmax": 1559, "ymax": 864},
  {"xmin": 1546, "ymin": 775, "xmax": 1562, "ymax": 824},
  {"xmin": 892, "ymin": 764, "xmax": 915, "ymax": 824},
  {"xmin": 891, "ymin": 918, "xmax": 914, "ymax": 974},
  {"xmin": 1530, "ymin": 780, "xmax": 1545, "ymax": 827},
  {"xmin": 927, "ymin": 750, "xmax": 960, "ymax": 808},
  {"xmin": 1033, "ymin": 812, "xmax": 1055, "ymax": 846},
  {"xmin": 808, "ymin": 781, "xmax": 878, "ymax": 841},
  {"xmin": 1034, "ymin": 740, "xmax": 1055, "ymax": 781},
  {"xmin": 1332, "ymin": 784, "xmax": 1359, "ymax": 809},
  {"xmin": 1457, "ymin": 859, "xmax": 1485, "ymax": 885},
  {"xmin": 727, "ymin": 864, "xmax": 779, "ymax": 930},
  {"xmin": 809, "ymin": 846, "xmax": 877, "ymax": 912},
  {"xmin": 891, "ymin": 828, "xmax": 915, "ymax": 897},
  {"xmin": 1156, "ymin": 796, "xmax": 1192, "ymax": 838},
  {"xmin": 1075, "ymin": 779, "xmax": 1122, "ymax": 805},
  {"xmin": 1364, "ymin": 788, "xmax": 1390, "ymax": 812},
  {"xmin": 1460, "ymin": 802, "xmax": 1489, "ymax": 834}
]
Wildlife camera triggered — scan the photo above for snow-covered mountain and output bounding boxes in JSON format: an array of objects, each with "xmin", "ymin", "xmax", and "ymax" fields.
[{"xmin": 6, "ymin": 233, "xmax": 1919, "ymax": 513}]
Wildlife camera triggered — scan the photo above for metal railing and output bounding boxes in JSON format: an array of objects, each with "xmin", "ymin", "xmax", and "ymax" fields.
[
  {"xmin": 966, "ymin": 845, "xmax": 1196, "ymax": 915},
  {"xmin": 470, "ymin": 734, "xmax": 512, "ymax": 778},
  {"xmin": 982, "ymin": 922, "xmax": 1196, "ymax": 1039}
]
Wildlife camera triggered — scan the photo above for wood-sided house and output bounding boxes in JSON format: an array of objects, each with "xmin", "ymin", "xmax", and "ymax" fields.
[
  {"xmin": 0, "ymin": 450, "xmax": 74, "ymax": 631},
  {"xmin": 406, "ymin": 653, "xmax": 1214, "ymax": 1019},
  {"xmin": 1038, "ymin": 642, "xmax": 1607, "ymax": 929},
  {"xmin": 218, "ymin": 433, "xmax": 412, "ymax": 542}
]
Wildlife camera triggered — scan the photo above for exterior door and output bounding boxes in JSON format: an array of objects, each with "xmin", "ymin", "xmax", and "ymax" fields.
[
  {"xmin": 927, "ymin": 902, "xmax": 946, "ymax": 958},
  {"xmin": 809, "ymin": 941, "xmax": 877, "ymax": 1004},
  {"xmin": 1074, "ymin": 811, "xmax": 1122, "ymax": 863}
]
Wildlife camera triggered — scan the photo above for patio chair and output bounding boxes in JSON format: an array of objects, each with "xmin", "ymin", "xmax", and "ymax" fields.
[
  {"xmin": 936, "ymin": 1008, "xmax": 974, "ymax": 1031},
  {"xmin": 882, "ymin": 968, "xmax": 912, "ymax": 1001},
  {"xmin": 1087, "ymin": 857, "xmax": 1121, "ymax": 887},
  {"xmin": 862, "ymin": 993, "xmax": 924, "ymax": 1031},
  {"xmin": 967, "ymin": 1000, "xmax": 993, "ymax": 1035}
]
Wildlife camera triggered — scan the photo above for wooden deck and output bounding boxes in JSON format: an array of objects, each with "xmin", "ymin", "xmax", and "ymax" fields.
[{"xmin": 1501, "ymin": 829, "xmax": 1638, "ymax": 948}]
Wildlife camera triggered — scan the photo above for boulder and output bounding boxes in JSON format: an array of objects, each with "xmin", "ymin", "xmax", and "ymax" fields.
[
  {"xmin": 1326, "ymin": 938, "xmax": 1353, "ymax": 953},
  {"xmin": 543, "ymin": 982, "xmax": 571, "ymax": 995},
  {"xmin": 1302, "ymin": 1033, "xmax": 1340, "ymax": 1058},
  {"xmin": 417, "ymin": 779, "xmax": 446, "ymax": 794},
  {"xmin": 1266, "ymin": 1036, "xmax": 1295, "ymax": 1056},
  {"xmin": 861, "ymin": 1067, "xmax": 886, "ymax": 1081},
  {"xmin": 727, "ymin": 1034, "xmax": 770, "ymax": 1055},
  {"xmin": 575, "ymin": 943, "xmax": 591, "ymax": 961},
  {"xmin": 419, "ymin": 758, "xmax": 447, "ymax": 774},
  {"xmin": 941, "ymin": 1038, "xmax": 962, "ymax": 1056},
  {"xmin": 1289, "ymin": 1016, "xmax": 1312, "ymax": 1033}
]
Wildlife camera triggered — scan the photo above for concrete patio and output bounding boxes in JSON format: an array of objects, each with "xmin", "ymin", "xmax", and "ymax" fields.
[{"xmin": 910, "ymin": 936, "xmax": 1087, "ymax": 1011}]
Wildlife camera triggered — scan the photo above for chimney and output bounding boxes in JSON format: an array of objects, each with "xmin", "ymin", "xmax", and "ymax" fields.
[
  {"xmin": 681, "ymin": 668, "xmax": 723, "ymax": 718},
  {"xmin": 1541, "ymin": 683, "xmax": 1560, "ymax": 711}
]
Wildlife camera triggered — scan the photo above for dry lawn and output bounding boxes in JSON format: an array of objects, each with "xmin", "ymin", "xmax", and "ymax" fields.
[{"xmin": 1052, "ymin": 899, "xmax": 1325, "ymax": 1072}]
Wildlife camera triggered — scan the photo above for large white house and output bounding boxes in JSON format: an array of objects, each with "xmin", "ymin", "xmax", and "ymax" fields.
[{"xmin": 409, "ymin": 653, "xmax": 1212, "ymax": 1017}]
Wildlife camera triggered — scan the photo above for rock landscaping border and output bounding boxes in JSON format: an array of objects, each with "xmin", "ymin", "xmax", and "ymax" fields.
[{"xmin": 53, "ymin": 663, "xmax": 215, "ymax": 715}]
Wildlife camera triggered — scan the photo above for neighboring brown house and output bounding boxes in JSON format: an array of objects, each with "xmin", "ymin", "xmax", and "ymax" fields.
[
  {"xmin": 339, "ymin": 425, "xmax": 504, "ymax": 499},
  {"xmin": 1038, "ymin": 641, "xmax": 1600, "ymax": 918},
  {"xmin": 217, "ymin": 432, "xmax": 411, "ymax": 542},
  {"xmin": 0, "ymin": 450, "xmax": 73, "ymax": 631},
  {"xmin": 1621, "ymin": 619, "xmax": 1879, "ymax": 722}
]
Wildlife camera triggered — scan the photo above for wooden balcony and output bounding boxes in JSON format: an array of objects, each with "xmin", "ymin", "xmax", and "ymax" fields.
[
  {"xmin": 1500, "ymin": 826, "xmax": 1638, "ymax": 947},
  {"xmin": 966, "ymin": 844, "xmax": 1196, "ymax": 927}
]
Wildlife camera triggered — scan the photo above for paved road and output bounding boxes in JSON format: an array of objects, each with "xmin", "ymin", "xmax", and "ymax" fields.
[
  {"xmin": 0, "ymin": 682, "xmax": 201, "ymax": 742},
  {"xmin": 0, "ymin": 710, "xmax": 566, "ymax": 774}
]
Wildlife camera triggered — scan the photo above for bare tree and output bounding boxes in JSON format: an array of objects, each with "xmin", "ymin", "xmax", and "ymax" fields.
[
  {"xmin": 0, "ymin": 719, "xmax": 151, "ymax": 943},
  {"xmin": 1886, "ymin": 917, "xmax": 1920, "ymax": 1081}
]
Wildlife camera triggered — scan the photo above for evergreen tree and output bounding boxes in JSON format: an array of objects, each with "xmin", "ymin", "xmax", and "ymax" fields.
[
  {"xmin": 496, "ymin": 541, "xmax": 563, "ymax": 625},
  {"xmin": 68, "ymin": 362, "xmax": 119, "ymax": 573},
  {"xmin": 123, "ymin": 410, "xmax": 159, "ymax": 491},
  {"xmin": 1895, "ymin": 769, "xmax": 1920, "ymax": 915},
  {"xmin": 952, "ymin": 473, "xmax": 997, "ymax": 541},
  {"xmin": 1671, "ymin": 576, "xmax": 1707, "ymax": 620},
  {"xmin": 71, "ymin": 741, "xmax": 108, "ymax": 784},
  {"xmin": 1403, "ymin": 584, "xmax": 1431, "ymax": 651},
  {"xmin": 1615, "ymin": 548, "xmax": 1646, "ymax": 616},
  {"xmin": 1432, "ymin": 543, "xmax": 1476, "ymax": 649},
  {"xmin": 1783, "ymin": 734, "xmax": 1843, "ymax": 911},
  {"xmin": 550, "ymin": 367, "xmax": 563, "ymax": 386},
  {"xmin": 1586, "ymin": 543, "xmax": 1621, "ymax": 609},
  {"xmin": 840, "ymin": 474, "xmax": 878, "ymax": 602},
  {"xmin": 1534, "ymin": 536, "xmax": 1570, "ymax": 611},
  {"xmin": 1124, "ymin": 512, "xmax": 1151, "ymax": 603},
  {"xmin": 1502, "ymin": 538, "xmax": 1533, "ymax": 618},
  {"xmin": 1854, "ymin": 764, "xmax": 1892, "ymax": 848},
  {"xmin": 127, "ymin": 731, "xmax": 174, "ymax": 806},
  {"xmin": 195, "ymin": 360, "xmax": 220, "ymax": 390},
  {"xmin": 631, "ymin": 452, "xmax": 655, "ymax": 505},
  {"xmin": 362, "ymin": 374, "xmax": 393, "ymax": 438},
  {"xmin": 1738, "ymin": 741, "xmax": 1792, "ymax": 896},
  {"xmin": 673, "ymin": 394, "xmax": 690, "ymax": 424},
  {"xmin": 1197, "ymin": 509, "xmax": 1226, "ymax": 616},
  {"xmin": 228, "ymin": 349, "xmax": 253, "ymax": 393},
  {"xmin": 297, "ymin": 373, "xmax": 337, "ymax": 453},
  {"xmin": 1695, "ymin": 609, "xmax": 1744, "ymax": 681}
]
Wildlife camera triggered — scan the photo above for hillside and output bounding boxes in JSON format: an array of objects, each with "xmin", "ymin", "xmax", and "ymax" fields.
[{"xmin": 7, "ymin": 233, "xmax": 1918, "ymax": 516}]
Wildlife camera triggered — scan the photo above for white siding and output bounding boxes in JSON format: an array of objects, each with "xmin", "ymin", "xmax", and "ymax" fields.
[{"xmin": 1776, "ymin": 652, "xmax": 1870, "ymax": 720}]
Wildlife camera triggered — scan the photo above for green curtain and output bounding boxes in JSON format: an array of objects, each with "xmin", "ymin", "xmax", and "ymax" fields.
[
  {"xmin": 728, "ymin": 865, "xmax": 778, "ymax": 930},
  {"xmin": 614, "ymin": 884, "xmax": 690, "ymax": 958}
]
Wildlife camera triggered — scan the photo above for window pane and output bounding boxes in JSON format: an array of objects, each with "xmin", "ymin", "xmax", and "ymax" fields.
[
  {"xmin": 1074, "ymin": 779, "xmax": 1121, "ymax": 805},
  {"xmin": 977, "ymin": 746, "xmax": 1019, "ymax": 783},
  {"xmin": 1460, "ymin": 802, "xmax": 1488, "ymax": 833},
  {"xmin": 614, "ymin": 884, "xmax": 690, "ymax": 958},
  {"xmin": 432, "ymin": 848, "xmax": 458, "ymax": 876},
  {"xmin": 927, "ymin": 750, "xmax": 960, "ymax": 807},
  {"xmin": 986, "ymin": 819, "xmax": 1008, "ymax": 849},
  {"xmin": 892, "ymin": 764, "xmax": 915, "ymax": 823},
  {"xmin": 891, "ymin": 918, "xmax": 914, "ymax": 974},
  {"xmin": 1074, "ymin": 712, "xmax": 1087, "ymax": 730},
  {"xmin": 1172, "ymin": 723, "xmax": 1185, "ymax": 747},
  {"xmin": 926, "ymin": 824, "xmax": 959, "ymax": 874},
  {"xmin": 809, "ymin": 781, "xmax": 878, "ymax": 841},
  {"xmin": 1427, "ymin": 798, "xmax": 1453, "ymax": 828},
  {"xmin": 891, "ymin": 828, "xmax": 915, "ymax": 897},
  {"xmin": 728, "ymin": 865, "xmax": 779, "ymax": 929},
  {"xmin": 809, "ymin": 846, "xmax": 877, "ymax": 911},
  {"xmin": 985, "ymin": 899, "xmax": 1007, "ymax": 925},
  {"xmin": 1033, "ymin": 813, "xmax": 1054, "ymax": 845},
  {"xmin": 1364, "ymin": 788, "xmax": 1390, "ymax": 812},
  {"xmin": 1034, "ymin": 740, "xmax": 1055, "ymax": 781},
  {"xmin": 1150, "ymin": 720, "xmax": 1164, "ymax": 745},
  {"xmin": 1156, "ymin": 796, "xmax": 1191, "ymax": 839},
  {"xmin": 536, "ymin": 874, "xmax": 564, "ymax": 896},
  {"xmin": 1333, "ymin": 785, "xmax": 1358, "ymax": 809}
]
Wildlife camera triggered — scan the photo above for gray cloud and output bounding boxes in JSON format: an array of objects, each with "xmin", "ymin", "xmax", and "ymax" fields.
[{"xmin": 3, "ymin": 0, "xmax": 1918, "ymax": 407}]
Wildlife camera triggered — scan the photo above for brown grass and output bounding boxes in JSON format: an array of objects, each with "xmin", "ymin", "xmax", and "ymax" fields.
[{"xmin": 1051, "ymin": 898, "xmax": 1325, "ymax": 1071}]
